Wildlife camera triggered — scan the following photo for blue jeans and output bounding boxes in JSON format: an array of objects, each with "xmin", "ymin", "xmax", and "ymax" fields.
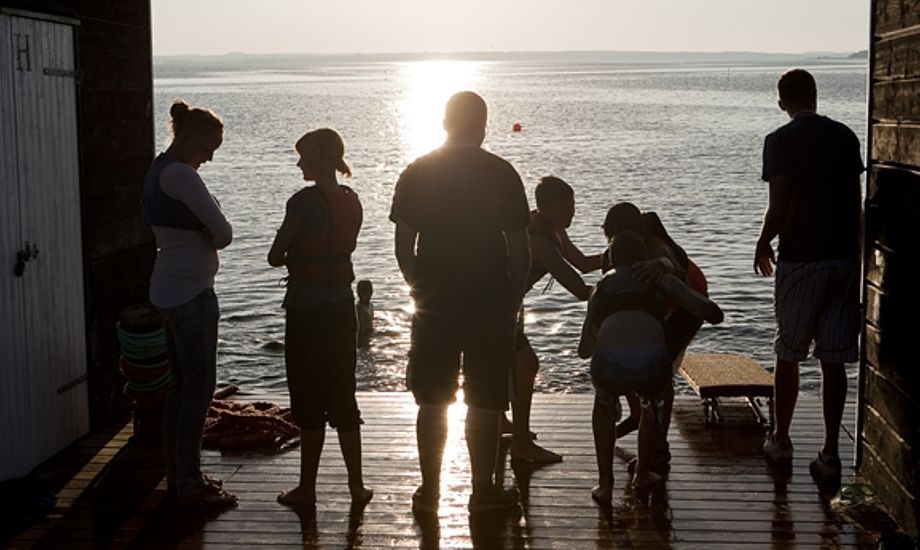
[{"xmin": 158, "ymin": 288, "xmax": 219, "ymax": 497}]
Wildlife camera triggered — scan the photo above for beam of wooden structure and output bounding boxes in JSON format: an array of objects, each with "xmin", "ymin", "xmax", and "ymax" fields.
[{"xmin": 5, "ymin": 393, "xmax": 897, "ymax": 549}]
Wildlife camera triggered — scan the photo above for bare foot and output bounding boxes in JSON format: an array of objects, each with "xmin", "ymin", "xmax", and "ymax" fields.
[
  {"xmin": 277, "ymin": 486, "xmax": 316, "ymax": 508},
  {"xmin": 511, "ymin": 442, "xmax": 562, "ymax": 463},
  {"xmin": 350, "ymin": 486, "xmax": 374, "ymax": 507},
  {"xmin": 629, "ymin": 471, "xmax": 662, "ymax": 492},
  {"xmin": 615, "ymin": 415, "xmax": 639, "ymax": 438},
  {"xmin": 591, "ymin": 485, "xmax": 613, "ymax": 505}
]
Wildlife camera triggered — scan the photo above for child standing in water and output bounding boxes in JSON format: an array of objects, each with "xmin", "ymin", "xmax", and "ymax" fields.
[
  {"xmin": 356, "ymin": 279, "xmax": 374, "ymax": 348},
  {"xmin": 267, "ymin": 128, "xmax": 372, "ymax": 509}
]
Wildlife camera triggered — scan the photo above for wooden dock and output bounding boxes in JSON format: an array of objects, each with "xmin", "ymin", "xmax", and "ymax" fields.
[{"xmin": 5, "ymin": 393, "xmax": 898, "ymax": 549}]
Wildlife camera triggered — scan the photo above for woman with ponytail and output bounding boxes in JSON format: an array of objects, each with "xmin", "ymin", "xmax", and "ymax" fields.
[
  {"xmin": 142, "ymin": 100, "xmax": 236, "ymax": 507},
  {"xmin": 268, "ymin": 128, "xmax": 372, "ymax": 509}
]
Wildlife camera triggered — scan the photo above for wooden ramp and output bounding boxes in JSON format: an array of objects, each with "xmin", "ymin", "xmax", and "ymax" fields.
[
  {"xmin": 679, "ymin": 353, "xmax": 774, "ymax": 426},
  {"xmin": 6, "ymin": 393, "xmax": 897, "ymax": 549}
]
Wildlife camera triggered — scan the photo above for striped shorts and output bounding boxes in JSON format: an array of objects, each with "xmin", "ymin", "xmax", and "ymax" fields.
[{"xmin": 774, "ymin": 259, "xmax": 860, "ymax": 363}]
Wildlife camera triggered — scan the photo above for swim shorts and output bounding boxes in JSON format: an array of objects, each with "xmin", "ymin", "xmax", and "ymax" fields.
[{"xmin": 774, "ymin": 259, "xmax": 860, "ymax": 363}]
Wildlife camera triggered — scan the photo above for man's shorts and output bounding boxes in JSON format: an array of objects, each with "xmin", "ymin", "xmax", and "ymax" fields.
[
  {"xmin": 407, "ymin": 301, "xmax": 515, "ymax": 412},
  {"xmin": 774, "ymin": 259, "xmax": 860, "ymax": 363}
]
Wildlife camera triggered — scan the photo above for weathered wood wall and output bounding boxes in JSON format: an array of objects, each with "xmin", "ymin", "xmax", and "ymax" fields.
[
  {"xmin": 0, "ymin": 0, "xmax": 156, "ymax": 428},
  {"xmin": 863, "ymin": 0, "xmax": 920, "ymax": 537},
  {"xmin": 73, "ymin": 0, "xmax": 156, "ymax": 428}
]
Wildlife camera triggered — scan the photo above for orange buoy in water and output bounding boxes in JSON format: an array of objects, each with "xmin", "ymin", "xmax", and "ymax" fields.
[{"xmin": 512, "ymin": 122, "xmax": 522, "ymax": 132}]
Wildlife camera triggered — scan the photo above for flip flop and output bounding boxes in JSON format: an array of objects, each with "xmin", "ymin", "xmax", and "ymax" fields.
[{"xmin": 179, "ymin": 484, "xmax": 238, "ymax": 508}]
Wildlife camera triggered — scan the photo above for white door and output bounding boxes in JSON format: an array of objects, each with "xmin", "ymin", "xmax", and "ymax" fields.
[
  {"xmin": 0, "ymin": 12, "xmax": 88, "ymax": 481},
  {"xmin": 0, "ymin": 12, "xmax": 34, "ymax": 481}
]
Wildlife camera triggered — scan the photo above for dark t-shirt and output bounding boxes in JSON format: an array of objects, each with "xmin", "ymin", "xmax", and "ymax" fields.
[
  {"xmin": 389, "ymin": 145, "xmax": 531, "ymax": 306},
  {"xmin": 761, "ymin": 113, "xmax": 864, "ymax": 262}
]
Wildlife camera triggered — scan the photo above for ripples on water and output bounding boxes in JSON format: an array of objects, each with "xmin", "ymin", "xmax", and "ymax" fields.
[{"xmin": 154, "ymin": 54, "xmax": 867, "ymax": 395}]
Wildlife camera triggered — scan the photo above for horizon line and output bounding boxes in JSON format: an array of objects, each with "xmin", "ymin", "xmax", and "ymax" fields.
[{"xmin": 152, "ymin": 48, "xmax": 868, "ymax": 59}]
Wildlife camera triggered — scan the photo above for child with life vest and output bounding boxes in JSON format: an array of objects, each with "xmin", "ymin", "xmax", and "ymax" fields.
[
  {"xmin": 267, "ymin": 128, "xmax": 372, "ymax": 508},
  {"xmin": 578, "ymin": 232, "xmax": 723, "ymax": 501}
]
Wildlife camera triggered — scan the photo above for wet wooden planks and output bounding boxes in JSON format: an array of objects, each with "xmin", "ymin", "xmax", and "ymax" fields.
[{"xmin": 6, "ymin": 393, "xmax": 896, "ymax": 549}]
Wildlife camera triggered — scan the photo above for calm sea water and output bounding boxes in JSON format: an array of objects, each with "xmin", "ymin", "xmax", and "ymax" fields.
[{"xmin": 152, "ymin": 53, "xmax": 868, "ymax": 395}]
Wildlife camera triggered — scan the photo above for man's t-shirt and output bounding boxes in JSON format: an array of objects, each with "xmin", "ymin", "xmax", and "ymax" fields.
[
  {"xmin": 389, "ymin": 145, "xmax": 531, "ymax": 306},
  {"xmin": 761, "ymin": 113, "xmax": 864, "ymax": 262}
]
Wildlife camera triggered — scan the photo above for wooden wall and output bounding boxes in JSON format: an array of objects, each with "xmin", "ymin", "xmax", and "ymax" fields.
[
  {"xmin": 73, "ymin": 1, "xmax": 156, "ymax": 428},
  {"xmin": 863, "ymin": 0, "xmax": 920, "ymax": 537},
  {"xmin": 0, "ymin": 0, "xmax": 156, "ymax": 428}
]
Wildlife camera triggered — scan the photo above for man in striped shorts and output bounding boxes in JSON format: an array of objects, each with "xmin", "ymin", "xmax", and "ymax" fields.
[{"xmin": 754, "ymin": 68, "xmax": 863, "ymax": 486}]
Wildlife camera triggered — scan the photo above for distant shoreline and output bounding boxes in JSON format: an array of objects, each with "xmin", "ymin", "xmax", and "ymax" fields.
[{"xmin": 153, "ymin": 49, "xmax": 868, "ymax": 64}]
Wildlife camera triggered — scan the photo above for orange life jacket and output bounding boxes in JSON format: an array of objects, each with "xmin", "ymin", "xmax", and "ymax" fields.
[{"xmin": 286, "ymin": 185, "xmax": 362, "ymax": 286}]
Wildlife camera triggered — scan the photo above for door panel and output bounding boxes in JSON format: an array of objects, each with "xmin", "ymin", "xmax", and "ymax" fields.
[
  {"xmin": 7, "ymin": 14, "xmax": 88, "ymax": 474},
  {"xmin": 0, "ymin": 13, "xmax": 33, "ymax": 481}
]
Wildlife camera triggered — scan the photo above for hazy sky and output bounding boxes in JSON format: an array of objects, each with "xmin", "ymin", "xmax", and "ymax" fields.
[{"xmin": 152, "ymin": 1, "xmax": 869, "ymax": 56}]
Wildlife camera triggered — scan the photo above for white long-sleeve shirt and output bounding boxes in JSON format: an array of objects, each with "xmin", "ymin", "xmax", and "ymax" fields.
[{"xmin": 149, "ymin": 162, "xmax": 232, "ymax": 308}]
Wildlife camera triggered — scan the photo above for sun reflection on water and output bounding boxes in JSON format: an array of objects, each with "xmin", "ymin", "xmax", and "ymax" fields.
[{"xmin": 398, "ymin": 60, "xmax": 486, "ymax": 161}]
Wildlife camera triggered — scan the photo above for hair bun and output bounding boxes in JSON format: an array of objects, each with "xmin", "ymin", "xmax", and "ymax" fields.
[{"xmin": 169, "ymin": 99, "xmax": 190, "ymax": 120}]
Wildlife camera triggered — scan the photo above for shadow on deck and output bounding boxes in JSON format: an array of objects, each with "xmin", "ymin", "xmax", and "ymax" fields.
[{"xmin": 5, "ymin": 393, "xmax": 900, "ymax": 548}]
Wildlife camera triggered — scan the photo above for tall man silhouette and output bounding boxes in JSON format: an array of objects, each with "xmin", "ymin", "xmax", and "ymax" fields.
[
  {"xmin": 755, "ymin": 69, "xmax": 863, "ymax": 486},
  {"xmin": 390, "ymin": 91, "xmax": 531, "ymax": 514}
]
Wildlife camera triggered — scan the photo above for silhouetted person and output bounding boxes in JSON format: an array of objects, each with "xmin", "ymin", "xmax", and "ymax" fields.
[
  {"xmin": 390, "ymin": 91, "xmax": 531, "ymax": 515},
  {"xmin": 602, "ymin": 202, "xmax": 709, "ymax": 473},
  {"xmin": 268, "ymin": 128, "xmax": 372, "ymax": 509},
  {"xmin": 143, "ymin": 99, "xmax": 236, "ymax": 507},
  {"xmin": 506, "ymin": 176, "xmax": 602, "ymax": 463},
  {"xmin": 755, "ymin": 69, "xmax": 863, "ymax": 487},
  {"xmin": 578, "ymin": 232, "xmax": 722, "ymax": 502}
]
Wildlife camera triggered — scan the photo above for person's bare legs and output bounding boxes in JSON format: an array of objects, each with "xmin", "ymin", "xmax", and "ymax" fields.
[
  {"xmin": 659, "ymin": 383, "xmax": 674, "ymax": 441},
  {"xmin": 616, "ymin": 393, "xmax": 640, "ymax": 438},
  {"xmin": 278, "ymin": 428, "xmax": 324, "ymax": 506},
  {"xmin": 465, "ymin": 406, "xmax": 501, "ymax": 493},
  {"xmin": 511, "ymin": 345, "xmax": 561, "ymax": 462},
  {"xmin": 818, "ymin": 361, "xmax": 846, "ymax": 457},
  {"xmin": 417, "ymin": 404, "xmax": 449, "ymax": 496},
  {"xmin": 771, "ymin": 358, "xmax": 800, "ymax": 449},
  {"xmin": 591, "ymin": 396, "xmax": 615, "ymax": 503},
  {"xmin": 337, "ymin": 429, "xmax": 373, "ymax": 505},
  {"xmin": 632, "ymin": 403, "xmax": 662, "ymax": 489},
  {"xmin": 655, "ymin": 349, "xmax": 686, "ymax": 453}
]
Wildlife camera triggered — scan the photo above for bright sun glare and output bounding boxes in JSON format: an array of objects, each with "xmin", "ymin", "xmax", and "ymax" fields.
[{"xmin": 398, "ymin": 60, "xmax": 485, "ymax": 160}]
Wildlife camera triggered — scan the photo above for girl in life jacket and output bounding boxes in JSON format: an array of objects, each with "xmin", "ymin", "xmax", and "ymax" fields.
[{"xmin": 267, "ymin": 128, "xmax": 372, "ymax": 509}]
